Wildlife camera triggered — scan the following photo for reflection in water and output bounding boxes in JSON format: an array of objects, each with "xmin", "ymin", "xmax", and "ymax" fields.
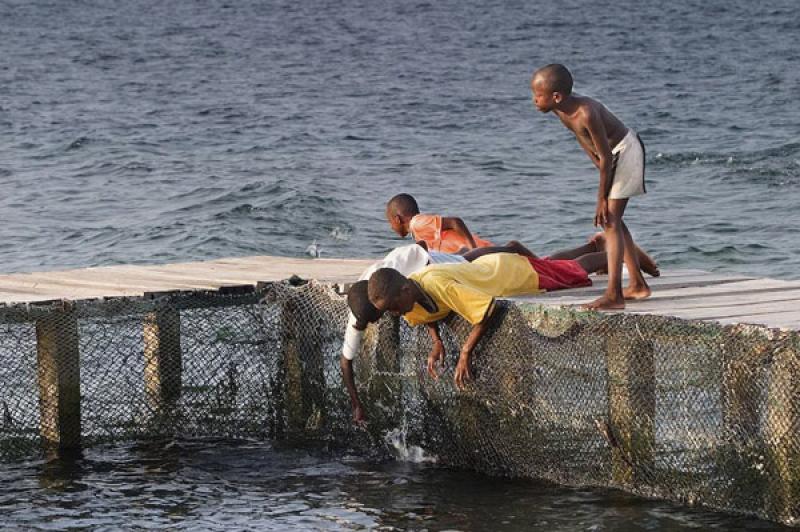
[{"xmin": 0, "ymin": 440, "xmax": 787, "ymax": 531}]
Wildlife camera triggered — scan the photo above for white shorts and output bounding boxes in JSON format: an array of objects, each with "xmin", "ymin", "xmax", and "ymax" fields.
[{"xmin": 609, "ymin": 129, "xmax": 646, "ymax": 200}]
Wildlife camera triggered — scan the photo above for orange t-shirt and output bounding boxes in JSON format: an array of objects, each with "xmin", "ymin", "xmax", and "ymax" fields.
[{"xmin": 409, "ymin": 214, "xmax": 493, "ymax": 254}]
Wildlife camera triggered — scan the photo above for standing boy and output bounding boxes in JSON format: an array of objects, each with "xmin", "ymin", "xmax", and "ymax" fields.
[{"xmin": 531, "ymin": 64, "xmax": 650, "ymax": 309}]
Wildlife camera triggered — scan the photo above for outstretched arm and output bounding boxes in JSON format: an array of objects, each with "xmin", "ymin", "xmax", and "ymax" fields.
[
  {"xmin": 454, "ymin": 304, "xmax": 495, "ymax": 389},
  {"xmin": 441, "ymin": 216, "xmax": 478, "ymax": 249},
  {"xmin": 340, "ymin": 356, "xmax": 366, "ymax": 424},
  {"xmin": 584, "ymin": 109, "xmax": 614, "ymax": 227},
  {"xmin": 426, "ymin": 321, "xmax": 445, "ymax": 379}
]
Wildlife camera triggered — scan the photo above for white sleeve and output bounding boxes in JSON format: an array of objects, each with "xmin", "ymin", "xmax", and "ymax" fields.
[{"xmin": 342, "ymin": 313, "xmax": 365, "ymax": 361}]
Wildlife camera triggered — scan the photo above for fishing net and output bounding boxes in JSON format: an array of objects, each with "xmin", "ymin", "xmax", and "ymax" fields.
[{"xmin": 0, "ymin": 282, "xmax": 798, "ymax": 526}]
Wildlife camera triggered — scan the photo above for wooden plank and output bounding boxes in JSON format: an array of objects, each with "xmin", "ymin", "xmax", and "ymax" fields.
[
  {"xmin": 625, "ymin": 299, "xmax": 800, "ymax": 320},
  {"xmin": 644, "ymin": 279, "xmax": 800, "ymax": 300},
  {"xmin": 0, "ymin": 277, "xmax": 217, "ymax": 302},
  {"xmin": 2, "ymin": 272, "xmax": 218, "ymax": 291},
  {"xmin": 514, "ymin": 277, "xmax": 798, "ymax": 307},
  {"xmin": 712, "ymin": 309, "xmax": 800, "ymax": 327},
  {"xmin": 715, "ymin": 312, "xmax": 800, "ymax": 330},
  {"xmin": 0, "ymin": 257, "xmax": 798, "ymax": 331},
  {"xmin": 531, "ymin": 273, "xmax": 752, "ymax": 301},
  {"xmin": 0, "ymin": 255, "xmax": 374, "ymax": 304},
  {"xmin": 621, "ymin": 290, "xmax": 800, "ymax": 313}
]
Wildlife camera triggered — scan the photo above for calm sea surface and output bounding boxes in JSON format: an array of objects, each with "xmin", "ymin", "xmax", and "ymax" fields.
[
  {"xmin": 2, "ymin": 0, "xmax": 799, "ymax": 529},
  {"xmin": 1, "ymin": 0, "xmax": 799, "ymax": 279},
  {"xmin": 0, "ymin": 441, "xmax": 791, "ymax": 531}
]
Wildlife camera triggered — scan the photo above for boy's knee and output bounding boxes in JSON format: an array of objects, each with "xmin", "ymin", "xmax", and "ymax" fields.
[{"xmin": 604, "ymin": 211, "xmax": 624, "ymax": 229}]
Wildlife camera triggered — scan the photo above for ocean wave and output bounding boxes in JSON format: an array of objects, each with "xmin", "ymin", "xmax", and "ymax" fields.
[
  {"xmin": 65, "ymin": 136, "xmax": 92, "ymax": 151},
  {"xmin": 652, "ymin": 141, "xmax": 800, "ymax": 166}
]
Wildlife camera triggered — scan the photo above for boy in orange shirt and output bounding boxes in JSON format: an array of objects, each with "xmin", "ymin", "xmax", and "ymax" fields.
[{"xmin": 385, "ymin": 193, "xmax": 493, "ymax": 254}]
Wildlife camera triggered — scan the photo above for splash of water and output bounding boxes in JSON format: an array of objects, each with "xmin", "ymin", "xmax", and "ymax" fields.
[{"xmin": 383, "ymin": 425, "xmax": 437, "ymax": 464}]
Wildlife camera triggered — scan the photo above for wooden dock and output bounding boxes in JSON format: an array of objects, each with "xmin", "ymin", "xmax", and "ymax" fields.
[{"xmin": 1, "ymin": 255, "xmax": 799, "ymax": 330}]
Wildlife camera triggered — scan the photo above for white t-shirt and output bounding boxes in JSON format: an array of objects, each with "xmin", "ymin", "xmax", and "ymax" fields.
[{"xmin": 342, "ymin": 245, "xmax": 466, "ymax": 360}]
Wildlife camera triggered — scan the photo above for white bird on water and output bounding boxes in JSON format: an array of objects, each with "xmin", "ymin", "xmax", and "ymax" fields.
[{"xmin": 306, "ymin": 240, "xmax": 320, "ymax": 258}]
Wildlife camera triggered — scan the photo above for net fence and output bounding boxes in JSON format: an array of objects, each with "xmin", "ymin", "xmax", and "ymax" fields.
[{"xmin": 0, "ymin": 282, "xmax": 798, "ymax": 526}]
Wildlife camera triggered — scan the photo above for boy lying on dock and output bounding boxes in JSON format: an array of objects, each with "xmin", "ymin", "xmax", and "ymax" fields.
[
  {"xmin": 342, "ymin": 238, "xmax": 658, "ymax": 423},
  {"xmin": 384, "ymin": 192, "xmax": 658, "ymax": 277},
  {"xmin": 366, "ymin": 252, "xmax": 595, "ymax": 387},
  {"xmin": 385, "ymin": 193, "xmax": 494, "ymax": 253}
]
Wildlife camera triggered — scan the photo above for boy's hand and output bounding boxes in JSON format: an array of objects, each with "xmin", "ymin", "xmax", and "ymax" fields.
[
  {"xmin": 454, "ymin": 351, "xmax": 473, "ymax": 389},
  {"xmin": 352, "ymin": 403, "xmax": 367, "ymax": 426},
  {"xmin": 427, "ymin": 341, "xmax": 445, "ymax": 379},
  {"xmin": 594, "ymin": 198, "xmax": 609, "ymax": 227}
]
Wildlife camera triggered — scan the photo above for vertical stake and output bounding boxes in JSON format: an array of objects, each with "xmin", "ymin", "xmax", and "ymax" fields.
[
  {"xmin": 144, "ymin": 306, "xmax": 182, "ymax": 411},
  {"xmin": 36, "ymin": 301, "xmax": 81, "ymax": 454},
  {"xmin": 607, "ymin": 331, "xmax": 656, "ymax": 485}
]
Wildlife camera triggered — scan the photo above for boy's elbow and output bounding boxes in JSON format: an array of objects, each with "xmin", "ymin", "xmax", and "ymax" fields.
[{"xmin": 442, "ymin": 216, "xmax": 463, "ymax": 230}]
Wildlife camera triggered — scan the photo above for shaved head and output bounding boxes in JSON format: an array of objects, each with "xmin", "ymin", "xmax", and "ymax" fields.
[
  {"xmin": 533, "ymin": 64, "xmax": 573, "ymax": 96},
  {"xmin": 347, "ymin": 280, "xmax": 383, "ymax": 329},
  {"xmin": 386, "ymin": 193, "xmax": 420, "ymax": 218},
  {"xmin": 368, "ymin": 268, "xmax": 407, "ymax": 308}
]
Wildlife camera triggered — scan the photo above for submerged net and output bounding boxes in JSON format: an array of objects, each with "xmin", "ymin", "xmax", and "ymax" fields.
[{"xmin": 0, "ymin": 282, "xmax": 798, "ymax": 526}]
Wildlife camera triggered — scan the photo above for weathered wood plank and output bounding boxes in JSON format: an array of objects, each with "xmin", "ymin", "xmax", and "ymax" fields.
[
  {"xmin": 530, "ymin": 273, "xmax": 752, "ymax": 302},
  {"xmin": 620, "ymin": 290, "xmax": 800, "ymax": 313},
  {"xmin": 714, "ymin": 312, "xmax": 800, "ymax": 330},
  {"xmin": 1, "ymin": 257, "xmax": 798, "ymax": 331},
  {"xmin": 0, "ymin": 255, "xmax": 373, "ymax": 304},
  {"xmin": 515, "ymin": 278, "xmax": 800, "ymax": 307}
]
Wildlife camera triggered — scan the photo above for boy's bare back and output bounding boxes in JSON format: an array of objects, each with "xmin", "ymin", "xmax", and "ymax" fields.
[{"xmin": 553, "ymin": 95, "xmax": 628, "ymax": 164}]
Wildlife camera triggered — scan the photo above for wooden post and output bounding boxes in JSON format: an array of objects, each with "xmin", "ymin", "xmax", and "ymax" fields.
[
  {"xmin": 717, "ymin": 330, "xmax": 770, "ymax": 511},
  {"xmin": 606, "ymin": 330, "xmax": 656, "ymax": 485},
  {"xmin": 765, "ymin": 333, "xmax": 800, "ymax": 523},
  {"xmin": 144, "ymin": 307, "xmax": 182, "ymax": 411},
  {"xmin": 281, "ymin": 298, "xmax": 305, "ymax": 440},
  {"xmin": 36, "ymin": 301, "xmax": 81, "ymax": 453},
  {"xmin": 722, "ymin": 325, "xmax": 772, "ymax": 444}
]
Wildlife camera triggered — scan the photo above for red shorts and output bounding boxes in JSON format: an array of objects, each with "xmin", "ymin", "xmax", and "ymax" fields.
[{"xmin": 528, "ymin": 257, "xmax": 592, "ymax": 291}]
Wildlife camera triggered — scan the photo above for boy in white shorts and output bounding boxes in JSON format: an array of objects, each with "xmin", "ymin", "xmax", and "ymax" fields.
[{"xmin": 532, "ymin": 63, "xmax": 650, "ymax": 310}]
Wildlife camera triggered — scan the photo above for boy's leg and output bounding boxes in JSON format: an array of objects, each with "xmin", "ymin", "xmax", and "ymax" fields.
[
  {"xmin": 548, "ymin": 242, "xmax": 597, "ymax": 261},
  {"xmin": 584, "ymin": 199, "xmax": 628, "ymax": 310},
  {"xmin": 590, "ymin": 231, "xmax": 659, "ymax": 277},
  {"xmin": 620, "ymin": 221, "xmax": 651, "ymax": 299},
  {"xmin": 574, "ymin": 251, "xmax": 608, "ymax": 275}
]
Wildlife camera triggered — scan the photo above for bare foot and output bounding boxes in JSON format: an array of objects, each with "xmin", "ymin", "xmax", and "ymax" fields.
[
  {"xmin": 589, "ymin": 232, "xmax": 606, "ymax": 252},
  {"xmin": 589, "ymin": 233, "xmax": 609, "ymax": 273},
  {"xmin": 623, "ymin": 284, "xmax": 652, "ymax": 300},
  {"xmin": 636, "ymin": 246, "xmax": 660, "ymax": 277},
  {"xmin": 582, "ymin": 294, "xmax": 625, "ymax": 310}
]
